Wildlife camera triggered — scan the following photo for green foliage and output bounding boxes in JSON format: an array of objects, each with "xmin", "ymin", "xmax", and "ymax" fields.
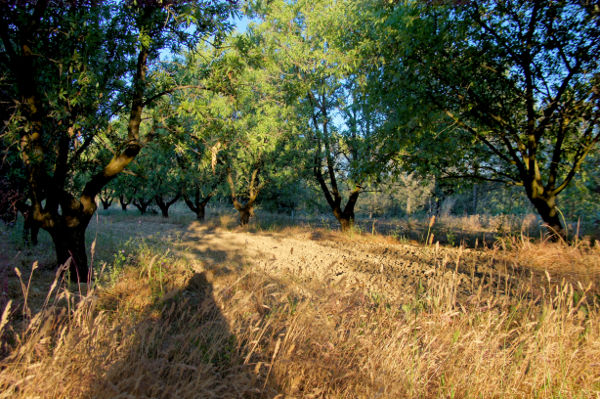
[
  {"xmin": 173, "ymin": 32, "xmax": 302, "ymax": 217},
  {"xmin": 367, "ymin": 0, "xmax": 600, "ymax": 230},
  {"xmin": 245, "ymin": 0, "xmax": 394, "ymax": 228},
  {"xmin": 2, "ymin": 0, "xmax": 598, "ymax": 240},
  {"xmin": 1, "ymin": 1, "xmax": 238, "ymax": 272}
]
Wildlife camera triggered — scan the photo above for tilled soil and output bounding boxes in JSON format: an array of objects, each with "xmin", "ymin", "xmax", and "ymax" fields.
[
  {"xmin": 3, "ymin": 216, "xmax": 598, "ymax": 307},
  {"xmin": 172, "ymin": 223, "xmax": 596, "ymax": 303}
]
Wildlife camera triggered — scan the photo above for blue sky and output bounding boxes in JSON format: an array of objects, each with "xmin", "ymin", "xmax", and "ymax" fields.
[
  {"xmin": 231, "ymin": 14, "xmax": 260, "ymax": 33},
  {"xmin": 233, "ymin": 15, "xmax": 251, "ymax": 32}
]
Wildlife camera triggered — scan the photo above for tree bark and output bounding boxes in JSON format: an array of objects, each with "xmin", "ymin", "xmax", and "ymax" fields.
[
  {"xmin": 195, "ymin": 205, "xmax": 206, "ymax": 221},
  {"xmin": 100, "ymin": 198, "xmax": 112, "ymax": 210},
  {"xmin": 310, "ymin": 102, "xmax": 361, "ymax": 233},
  {"xmin": 338, "ymin": 215, "xmax": 353, "ymax": 232},
  {"xmin": 23, "ymin": 212, "xmax": 39, "ymax": 246},
  {"xmin": 333, "ymin": 192, "xmax": 358, "ymax": 232},
  {"xmin": 119, "ymin": 195, "xmax": 129, "ymax": 211},
  {"xmin": 1, "ymin": 5, "xmax": 155, "ymax": 280},
  {"xmin": 227, "ymin": 169, "xmax": 262, "ymax": 226},
  {"xmin": 529, "ymin": 194, "xmax": 564, "ymax": 239},
  {"xmin": 155, "ymin": 193, "xmax": 180, "ymax": 218},
  {"xmin": 50, "ymin": 225, "xmax": 89, "ymax": 283},
  {"xmin": 183, "ymin": 190, "xmax": 213, "ymax": 221},
  {"xmin": 133, "ymin": 198, "xmax": 152, "ymax": 215},
  {"xmin": 156, "ymin": 200, "xmax": 169, "ymax": 217},
  {"xmin": 231, "ymin": 200, "xmax": 255, "ymax": 226},
  {"xmin": 16, "ymin": 202, "xmax": 39, "ymax": 245},
  {"xmin": 472, "ymin": 184, "xmax": 478, "ymax": 215},
  {"xmin": 30, "ymin": 224, "xmax": 39, "ymax": 246},
  {"xmin": 314, "ymin": 156, "xmax": 360, "ymax": 232},
  {"xmin": 239, "ymin": 207, "xmax": 252, "ymax": 226}
]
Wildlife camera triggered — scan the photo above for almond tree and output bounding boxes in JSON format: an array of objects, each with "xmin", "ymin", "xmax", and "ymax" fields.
[
  {"xmin": 250, "ymin": 0, "xmax": 385, "ymax": 231},
  {"xmin": 371, "ymin": 0, "xmax": 600, "ymax": 237},
  {"xmin": 222, "ymin": 41, "xmax": 298, "ymax": 226},
  {"xmin": 174, "ymin": 35, "xmax": 300, "ymax": 226},
  {"xmin": 0, "ymin": 1, "xmax": 237, "ymax": 280}
]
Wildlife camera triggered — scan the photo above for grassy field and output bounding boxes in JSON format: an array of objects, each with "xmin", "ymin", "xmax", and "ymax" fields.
[{"xmin": 0, "ymin": 207, "xmax": 599, "ymax": 398}]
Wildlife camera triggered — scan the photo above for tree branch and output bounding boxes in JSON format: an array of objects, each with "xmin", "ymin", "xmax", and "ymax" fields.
[{"xmin": 142, "ymin": 84, "xmax": 210, "ymax": 107}]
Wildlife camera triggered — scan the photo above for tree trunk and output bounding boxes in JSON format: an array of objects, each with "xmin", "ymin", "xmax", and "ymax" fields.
[
  {"xmin": 155, "ymin": 194, "xmax": 180, "ymax": 218},
  {"xmin": 472, "ymin": 184, "xmax": 478, "ymax": 215},
  {"xmin": 156, "ymin": 197, "xmax": 170, "ymax": 218},
  {"xmin": 334, "ymin": 189, "xmax": 359, "ymax": 232},
  {"xmin": 30, "ymin": 224, "xmax": 39, "ymax": 246},
  {"xmin": 195, "ymin": 204, "xmax": 206, "ymax": 221},
  {"xmin": 133, "ymin": 199, "xmax": 151, "ymax": 215},
  {"xmin": 18, "ymin": 204, "xmax": 39, "ymax": 246},
  {"xmin": 24, "ymin": 216, "xmax": 39, "ymax": 246},
  {"xmin": 159, "ymin": 206, "xmax": 169, "ymax": 218},
  {"xmin": 239, "ymin": 207, "xmax": 252, "ymax": 226},
  {"xmin": 227, "ymin": 169, "xmax": 261, "ymax": 227},
  {"xmin": 529, "ymin": 195, "xmax": 564, "ymax": 239},
  {"xmin": 100, "ymin": 198, "xmax": 112, "ymax": 210},
  {"xmin": 183, "ymin": 190, "xmax": 213, "ymax": 222},
  {"xmin": 334, "ymin": 205, "xmax": 356, "ymax": 232},
  {"xmin": 50, "ymin": 225, "xmax": 89, "ymax": 283},
  {"xmin": 433, "ymin": 197, "xmax": 442, "ymax": 216},
  {"xmin": 338, "ymin": 215, "xmax": 353, "ymax": 232},
  {"xmin": 119, "ymin": 195, "xmax": 129, "ymax": 211},
  {"xmin": 5, "ymin": 15, "xmax": 150, "ymax": 283}
]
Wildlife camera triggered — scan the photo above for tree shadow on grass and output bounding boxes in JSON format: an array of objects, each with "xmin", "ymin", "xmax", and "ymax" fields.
[
  {"xmin": 86, "ymin": 271, "xmax": 279, "ymax": 398},
  {"xmin": 175, "ymin": 224, "xmax": 258, "ymax": 276}
]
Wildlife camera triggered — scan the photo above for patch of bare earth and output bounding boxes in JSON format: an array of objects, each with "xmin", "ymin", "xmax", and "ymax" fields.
[{"xmin": 177, "ymin": 223, "xmax": 600, "ymax": 302}]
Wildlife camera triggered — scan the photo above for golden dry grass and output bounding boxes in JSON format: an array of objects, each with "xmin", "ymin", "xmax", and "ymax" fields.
[{"xmin": 0, "ymin": 216, "xmax": 599, "ymax": 398}]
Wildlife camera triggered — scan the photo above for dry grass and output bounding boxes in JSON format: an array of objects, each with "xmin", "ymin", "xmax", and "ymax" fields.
[
  {"xmin": 0, "ymin": 217, "xmax": 599, "ymax": 398},
  {"xmin": 499, "ymin": 236, "xmax": 600, "ymax": 277}
]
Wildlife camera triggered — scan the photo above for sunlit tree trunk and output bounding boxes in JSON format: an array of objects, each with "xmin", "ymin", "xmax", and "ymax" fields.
[{"xmin": 227, "ymin": 169, "xmax": 262, "ymax": 226}]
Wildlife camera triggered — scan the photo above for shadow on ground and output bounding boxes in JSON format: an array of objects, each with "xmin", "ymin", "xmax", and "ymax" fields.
[{"xmin": 86, "ymin": 271, "xmax": 280, "ymax": 398}]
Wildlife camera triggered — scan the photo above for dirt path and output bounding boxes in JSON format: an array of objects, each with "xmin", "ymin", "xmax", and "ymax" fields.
[
  {"xmin": 171, "ymin": 223, "xmax": 552, "ymax": 302},
  {"xmin": 5, "ymin": 215, "xmax": 597, "ymax": 305}
]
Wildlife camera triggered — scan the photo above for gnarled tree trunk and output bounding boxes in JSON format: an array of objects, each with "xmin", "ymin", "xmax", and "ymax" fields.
[
  {"xmin": 183, "ymin": 189, "xmax": 213, "ymax": 221},
  {"xmin": 50, "ymin": 224, "xmax": 89, "ymax": 283},
  {"xmin": 313, "ymin": 148, "xmax": 361, "ymax": 232},
  {"xmin": 528, "ymin": 193, "xmax": 564, "ymax": 239},
  {"xmin": 119, "ymin": 195, "xmax": 130, "ymax": 211},
  {"xmin": 4, "ymin": 7, "xmax": 150, "ymax": 281},
  {"xmin": 16, "ymin": 202, "xmax": 39, "ymax": 246},
  {"xmin": 227, "ymin": 168, "xmax": 263, "ymax": 226},
  {"xmin": 133, "ymin": 198, "xmax": 152, "ymax": 215},
  {"xmin": 334, "ymin": 207, "xmax": 356, "ymax": 232},
  {"xmin": 523, "ymin": 173, "xmax": 565, "ymax": 240},
  {"xmin": 23, "ymin": 208, "xmax": 40, "ymax": 246},
  {"xmin": 155, "ymin": 193, "xmax": 180, "ymax": 218},
  {"xmin": 310, "ymin": 99, "xmax": 362, "ymax": 233},
  {"xmin": 100, "ymin": 197, "xmax": 112, "ymax": 210},
  {"xmin": 237, "ymin": 207, "xmax": 253, "ymax": 226}
]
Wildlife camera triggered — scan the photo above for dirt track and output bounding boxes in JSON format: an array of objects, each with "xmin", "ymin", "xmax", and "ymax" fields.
[
  {"xmin": 4, "ymin": 215, "xmax": 598, "ymax": 305},
  {"xmin": 170, "ymin": 222, "xmax": 557, "ymax": 302}
]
